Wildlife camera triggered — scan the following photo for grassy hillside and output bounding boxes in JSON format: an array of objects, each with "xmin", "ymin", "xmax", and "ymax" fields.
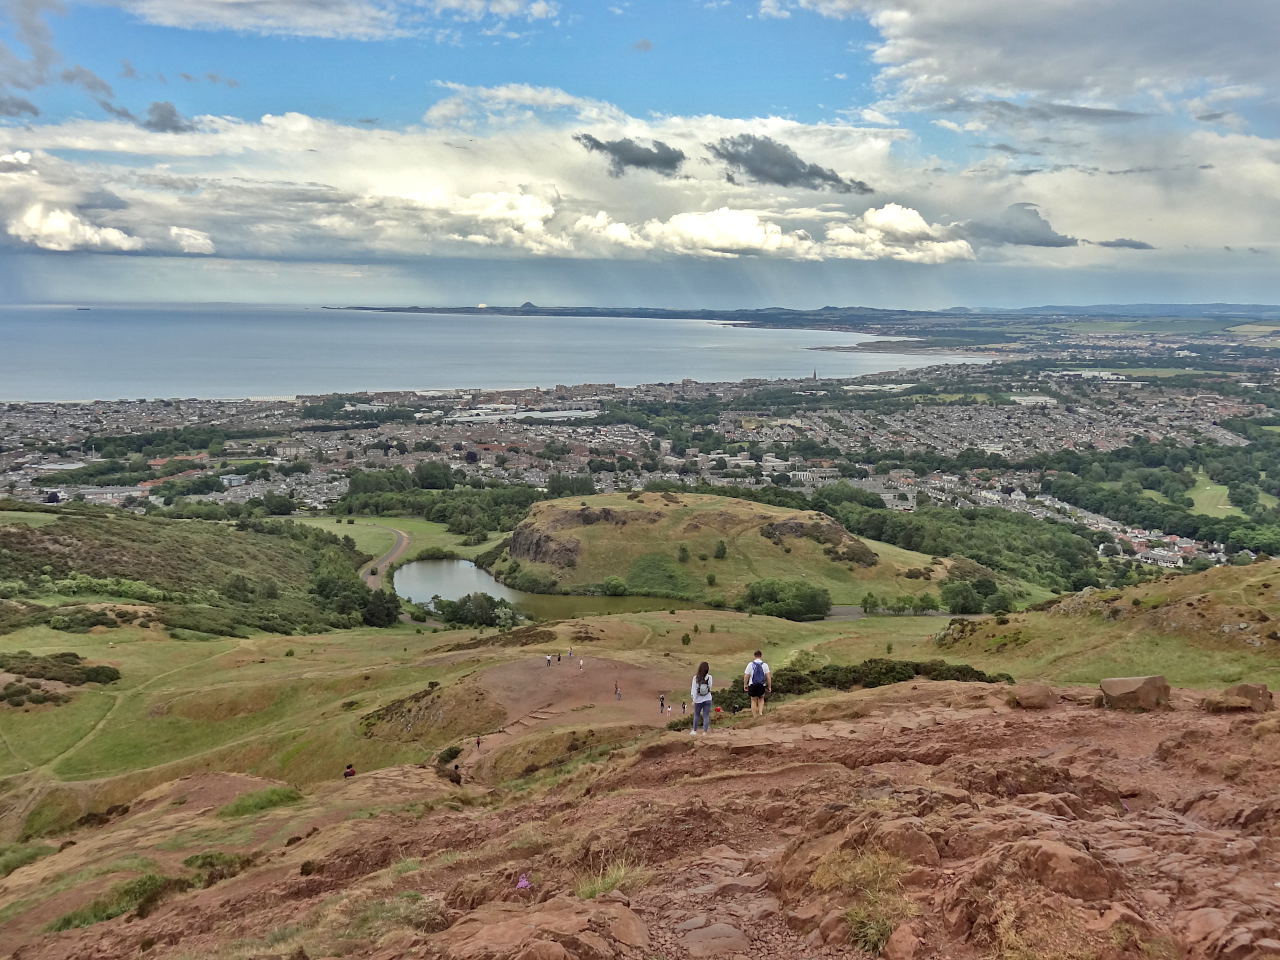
[
  {"xmin": 926, "ymin": 558, "xmax": 1280, "ymax": 688},
  {"xmin": 482, "ymin": 492, "xmax": 1041, "ymax": 605},
  {"xmin": 0, "ymin": 504, "xmax": 371, "ymax": 638}
]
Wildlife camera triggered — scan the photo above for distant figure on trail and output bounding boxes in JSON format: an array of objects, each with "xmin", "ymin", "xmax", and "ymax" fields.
[
  {"xmin": 658, "ymin": 693, "xmax": 666, "ymax": 714},
  {"xmin": 579, "ymin": 659, "xmax": 584, "ymax": 671},
  {"xmin": 681, "ymin": 700, "xmax": 687, "ymax": 715},
  {"xmin": 615, "ymin": 681, "xmax": 622, "ymax": 700},
  {"xmin": 545, "ymin": 655, "xmax": 552, "ymax": 667},
  {"xmin": 557, "ymin": 652, "xmax": 561, "ymax": 663},
  {"xmin": 568, "ymin": 646, "xmax": 573, "ymax": 658},
  {"xmin": 691, "ymin": 661, "xmax": 713, "ymax": 734},
  {"xmin": 475, "ymin": 736, "xmax": 482, "ymax": 751},
  {"xmin": 744, "ymin": 650, "xmax": 772, "ymax": 717},
  {"xmin": 343, "ymin": 763, "xmax": 356, "ymax": 778}
]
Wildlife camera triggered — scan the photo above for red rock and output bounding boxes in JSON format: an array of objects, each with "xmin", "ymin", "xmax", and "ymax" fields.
[
  {"xmin": 873, "ymin": 817, "xmax": 941, "ymax": 866},
  {"xmin": 1099, "ymin": 675, "xmax": 1170, "ymax": 711},
  {"xmin": 1010, "ymin": 684, "xmax": 1055, "ymax": 709},
  {"xmin": 1224, "ymin": 682, "xmax": 1274, "ymax": 712},
  {"xmin": 883, "ymin": 923, "xmax": 922, "ymax": 960},
  {"xmin": 513, "ymin": 943, "xmax": 572, "ymax": 960}
]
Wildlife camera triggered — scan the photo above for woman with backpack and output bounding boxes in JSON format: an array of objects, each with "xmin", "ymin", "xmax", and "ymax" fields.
[{"xmin": 690, "ymin": 661, "xmax": 713, "ymax": 735}]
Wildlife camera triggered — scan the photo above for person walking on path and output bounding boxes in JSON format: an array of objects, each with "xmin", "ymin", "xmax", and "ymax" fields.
[
  {"xmin": 545, "ymin": 655, "xmax": 552, "ymax": 667},
  {"xmin": 690, "ymin": 661, "xmax": 713, "ymax": 734},
  {"xmin": 744, "ymin": 650, "xmax": 772, "ymax": 717},
  {"xmin": 681, "ymin": 700, "xmax": 687, "ymax": 716},
  {"xmin": 557, "ymin": 652, "xmax": 561, "ymax": 663},
  {"xmin": 658, "ymin": 693, "xmax": 666, "ymax": 715},
  {"xmin": 579, "ymin": 659, "xmax": 584, "ymax": 671}
]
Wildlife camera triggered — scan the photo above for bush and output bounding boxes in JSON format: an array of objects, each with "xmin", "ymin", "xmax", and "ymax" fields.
[
  {"xmin": 573, "ymin": 857, "xmax": 653, "ymax": 900},
  {"xmin": 437, "ymin": 745, "xmax": 463, "ymax": 765},
  {"xmin": 47, "ymin": 874, "xmax": 190, "ymax": 931},
  {"xmin": 0, "ymin": 842, "xmax": 55, "ymax": 878},
  {"xmin": 740, "ymin": 579, "xmax": 832, "ymax": 621},
  {"xmin": 680, "ymin": 633, "xmax": 692, "ymax": 646}
]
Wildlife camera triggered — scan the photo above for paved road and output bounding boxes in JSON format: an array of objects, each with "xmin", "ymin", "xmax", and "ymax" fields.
[{"xmin": 361, "ymin": 525, "xmax": 411, "ymax": 590}]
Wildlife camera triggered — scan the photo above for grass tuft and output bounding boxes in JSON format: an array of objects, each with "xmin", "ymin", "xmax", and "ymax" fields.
[
  {"xmin": 0, "ymin": 843, "xmax": 55, "ymax": 878},
  {"xmin": 573, "ymin": 856, "xmax": 653, "ymax": 900},
  {"xmin": 810, "ymin": 849, "xmax": 916, "ymax": 953},
  {"xmin": 217, "ymin": 786, "xmax": 303, "ymax": 818},
  {"xmin": 46, "ymin": 873, "xmax": 189, "ymax": 931}
]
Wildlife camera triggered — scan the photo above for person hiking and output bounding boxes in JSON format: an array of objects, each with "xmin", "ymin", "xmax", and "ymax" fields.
[
  {"xmin": 690, "ymin": 661, "xmax": 713, "ymax": 734},
  {"xmin": 557, "ymin": 652, "xmax": 561, "ymax": 663},
  {"xmin": 658, "ymin": 693, "xmax": 666, "ymax": 715},
  {"xmin": 681, "ymin": 700, "xmax": 687, "ymax": 715},
  {"xmin": 343, "ymin": 763, "xmax": 356, "ymax": 778},
  {"xmin": 743, "ymin": 650, "xmax": 772, "ymax": 717},
  {"xmin": 545, "ymin": 654, "xmax": 552, "ymax": 667}
]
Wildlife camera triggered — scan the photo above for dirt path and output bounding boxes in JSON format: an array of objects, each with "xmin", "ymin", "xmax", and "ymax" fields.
[
  {"xmin": 460, "ymin": 655, "xmax": 689, "ymax": 777},
  {"xmin": 362, "ymin": 525, "xmax": 411, "ymax": 589}
]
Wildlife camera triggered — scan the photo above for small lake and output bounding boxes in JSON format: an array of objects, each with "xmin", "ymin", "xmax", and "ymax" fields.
[{"xmin": 393, "ymin": 558, "xmax": 704, "ymax": 620}]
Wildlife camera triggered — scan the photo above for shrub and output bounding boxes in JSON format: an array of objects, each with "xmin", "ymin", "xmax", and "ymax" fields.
[
  {"xmin": 437, "ymin": 745, "xmax": 463, "ymax": 765},
  {"xmin": 810, "ymin": 850, "xmax": 916, "ymax": 954},
  {"xmin": 47, "ymin": 873, "xmax": 190, "ymax": 931},
  {"xmin": 183, "ymin": 851, "xmax": 254, "ymax": 886},
  {"xmin": 740, "ymin": 579, "xmax": 832, "ymax": 621},
  {"xmin": 217, "ymin": 787, "xmax": 303, "ymax": 818},
  {"xmin": 680, "ymin": 633, "xmax": 691, "ymax": 646}
]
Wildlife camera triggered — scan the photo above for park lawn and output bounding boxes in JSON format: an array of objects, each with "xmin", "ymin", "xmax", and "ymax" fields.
[
  {"xmin": 1188, "ymin": 470, "xmax": 1243, "ymax": 517},
  {"xmin": 291, "ymin": 515, "xmax": 488, "ymax": 560},
  {"xmin": 0, "ymin": 510, "xmax": 59, "ymax": 528}
]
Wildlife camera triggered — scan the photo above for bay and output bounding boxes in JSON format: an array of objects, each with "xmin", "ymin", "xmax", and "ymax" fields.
[{"xmin": 0, "ymin": 303, "xmax": 971, "ymax": 402}]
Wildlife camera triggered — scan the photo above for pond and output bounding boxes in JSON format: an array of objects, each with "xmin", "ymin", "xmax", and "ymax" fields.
[{"xmin": 393, "ymin": 558, "xmax": 706, "ymax": 620}]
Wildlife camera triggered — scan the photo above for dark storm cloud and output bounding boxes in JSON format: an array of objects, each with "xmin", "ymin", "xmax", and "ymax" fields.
[
  {"xmin": 141, "ymin": 101, "xmax": 194, "ymax": 133},
  {"xmin": 940, "ymin": 98, "xmax": 1146, "ymax": 125},
  {"xmin": 962, "ymin": 202, "xmax": 1078, "ymax": 247},
  {"xmin": 1097, "ymin": 237, "xmax": 1155, "ymax": 249},
  {"xmin": 706, "ymin": 133, "xmax": 872, "ymax": 193},
  {"xmin": 574, "ymin": 133, "xmax": 685, "ymax": 177},
  {"xmin": 0, "ymin": 94, "xmax": 38, "ymax": 116}
]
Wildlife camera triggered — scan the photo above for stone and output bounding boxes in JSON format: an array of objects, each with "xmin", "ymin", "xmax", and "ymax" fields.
[
  {"xmin": 1202, "ymin": 694, "xmax": 1256, "ymax": 714},
  {"xmin": 514, "ymin": 943, "xmax": 572, "ymax": 960},
  {"xmin": 712, "ymin": 873, "xmax": 769, "ymax": 896},
  {"xmin": 1099, "ymin": 676, "xmax": 1170, "ymax": 711},
  {"xmin": 1010, "ymin": 684, "xmax": 1055, "ymax": 709},
  {"xmin": 1224, "ymin": 682, "xmax": 1274, "ymax": 712},
  {"xmin": 883, "ymin": 923, "xmax": 922, "ymax": 960},
  {"xmin": 676, "ymin": 915, "xmax": 710, "ymax": 931},
  {"xmin": 818, "ymin": 909, "xmax": 847, "ymax": 944},
  {"xmin": 874, "ymin": 817, "xmax": 941, "ymax": 866},
  {"xmin": 682, "ymin": 923, "xmax": 751, "ymax": 957}
]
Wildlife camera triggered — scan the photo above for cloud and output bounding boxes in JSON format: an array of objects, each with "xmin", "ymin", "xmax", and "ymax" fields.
[
  {"xmin": 961, "ymin": 203, "xmax": 1077, "ymax": 248},
  {"xmin": 119, "ymin": 59, "xmax": 137, "ymax": 79},
  {"xmin": 169, "ymin": 225, "xmax": 214, "ymax": 253},
  {"xmin": 141, "ymin": 101, "xmax": 195, "ymax": 133},
  {"xmin": 59, "ymin": 65, "xmax": 113, "ymax": 97},
  {"xmin": 114, "ymin": 0, "xmax": 558, "ymax": 39},
  {"xmin": 707, "ymin": 134, "xmax": 873, "ymax": 193},
  {"xmin": 763, "ymin": 1, "xmax": 1279, "ymax": 109},
  {"xmin": 938, "ymin": 98, "xmax": 1146, "ymax": 128},
  {"xmin": 0, "ymin": 94, "xmax": 38, "ymax": 116},
  {"xmin": 424, "ymin": 82, "xmax": 622, "ymax": 126},
  {"xmin": 573, "ymin": 133, "xmax": 685, "ymax": 177},
  {"xmin": 7, "ymin": 203, "xmax": 144, "ymax": 252},
  {"xmin": 633, "ymin": 38, "xmax": 652, "ymax": 52},
  {"xmin": 1096, "ymin": 237, "xmax": 1154, "ymax": 250}
]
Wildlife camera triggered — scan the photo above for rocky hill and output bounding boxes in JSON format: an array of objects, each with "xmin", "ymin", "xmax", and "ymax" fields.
[
  {"xmin": 482, "ymin": 492, "xmax": 1017, "ymax": 605},
  {"xmin": 3, "ymin": 676, "xmax": 1278, "ymax": 960}
]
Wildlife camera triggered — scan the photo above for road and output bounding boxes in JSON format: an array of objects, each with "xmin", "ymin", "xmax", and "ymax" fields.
[{"xmin": 361, "ymin": 524, "xmax": 411, "ymax": 590}]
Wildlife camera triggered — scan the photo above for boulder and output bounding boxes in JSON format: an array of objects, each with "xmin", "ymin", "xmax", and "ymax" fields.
[
  {"xmin": 681, "ymin": 922, "xmax": 751, "ymax": 957},
  {"xmin": 883, "ymin": 923, "xmax": 922, "ymax": 960},
  {"xmin": 1010, "ymin": 684, "xmax": 1055, "ymax": 709},
  {"xmin": 1223, "ymin": 682, "xmax": 1274, "ymax": 712},
  {"xmin": 1099, "ymin": 676, "xmax": 1170, "ymax": 711},
  {"xmin": 1201, "ymin": 694, "xmax": 1256, "ymax": 714}
]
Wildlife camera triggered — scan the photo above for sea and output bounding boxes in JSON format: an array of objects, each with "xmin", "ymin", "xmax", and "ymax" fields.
[{"xmin": 0, "ymin": 303, "xmax": 974, "ymax": 402}]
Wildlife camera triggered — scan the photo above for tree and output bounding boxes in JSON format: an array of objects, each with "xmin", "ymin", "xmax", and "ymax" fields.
[
  {"xmin": 362, "ymin": 589, "xmax": 401, "ymax": 627},
  {"xmin": 940, "ymin": 581, "xmax": 983, "ymax": 614},
  {"xmin": 706, "ymin": 572, "xmax": 717, "ymax": 586},
  {"xmin": 714, "ymin": 539, "xmax": 727, "ymax": 559},
  {"xmin": 971, "ymin": 576, "xmax": 998, "ymax": 597},
  {"xmin": 860, "ymin": 591, "xmax": 880, "ymax": 615},
  {"xmin": 741, "ymin": 579, "xmax": 832, "ymax": 621},
  {"xmin": 912, "ymin": 592, "xmax": 938, "ymax": 614},
  {"xmin": 602, "ymin": 576, "xmax": 627, "ymax": 596},
  {"xmin": 677, "ymin": 544, "xmax": 690, "ymax": 563},
  {"xmin": 983, "ymin": 590, "xmax": 1014, "ymax": 614}
]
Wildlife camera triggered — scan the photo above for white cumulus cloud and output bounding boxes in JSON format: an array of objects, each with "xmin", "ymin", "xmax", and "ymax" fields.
[{"xmin": 9, "ymin": 203, "xmax": 144, "ymax": 252}]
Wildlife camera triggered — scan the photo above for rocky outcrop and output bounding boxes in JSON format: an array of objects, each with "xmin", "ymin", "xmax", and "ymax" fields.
[
  {"xmin": 1099, "ymin": 675, "xmax": 1171, "ymax": 711},
  {"xmin": 421, "ymin": 896, "xmax": 649, "ymax": 959},
  {"xmin": 760, "ymin": 514, "xmax": 879, "ymax": 566},
  {"xmin": 1009, "ymin": 683, "xmax": 1055, "ymax": 709},
  {"xmin": 1223, "ymin": 682, "xmax": 1274, "ymax": 712},
  {"xmin": 508, "ymin": 525, "xmax": 581, "ymax": 568}
]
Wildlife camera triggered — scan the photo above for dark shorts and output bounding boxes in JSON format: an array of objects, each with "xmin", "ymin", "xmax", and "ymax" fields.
[{"xmin": 748, "ymin": 682, "xmax": 767, "ymax": 698}]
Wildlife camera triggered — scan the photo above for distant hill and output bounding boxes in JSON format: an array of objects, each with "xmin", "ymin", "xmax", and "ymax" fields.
[{"xmin": 479, "ymin": 492, "xmax": 1036, "ymax": 606}]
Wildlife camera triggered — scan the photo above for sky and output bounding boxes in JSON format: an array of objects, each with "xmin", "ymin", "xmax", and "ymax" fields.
[{"xmin": 0, "ymin": 0, "xmax": 1277, "ymax": 309}]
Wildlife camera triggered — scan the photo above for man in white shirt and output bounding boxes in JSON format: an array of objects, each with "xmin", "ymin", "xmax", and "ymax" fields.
[{"xmin": 743, "ymin": 650, "xmax": 772, "ymax": 717}]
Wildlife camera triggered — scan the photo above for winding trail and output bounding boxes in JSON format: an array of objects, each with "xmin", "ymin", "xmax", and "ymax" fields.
[{"xmin": 361, "ymin": 525, "xmax": 411, "ymax": 589}]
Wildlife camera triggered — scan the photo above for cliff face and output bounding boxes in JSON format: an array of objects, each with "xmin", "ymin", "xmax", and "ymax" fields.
[{"xmin": 507, "ymin": 524, "xmax": 581, "ymax": 567}]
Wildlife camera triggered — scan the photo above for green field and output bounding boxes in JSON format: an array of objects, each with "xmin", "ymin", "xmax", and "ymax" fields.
[
  {"xmin": 290, "ymin": 515, "xmax": 489, "ymax": 561},
  {"xmin": 0, "ymin": 511, "xmax": 59, "ymax": 528},
  {"xmin": 1188, "ymin": 470, "xmax": 1243, "ymax": 517}
]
